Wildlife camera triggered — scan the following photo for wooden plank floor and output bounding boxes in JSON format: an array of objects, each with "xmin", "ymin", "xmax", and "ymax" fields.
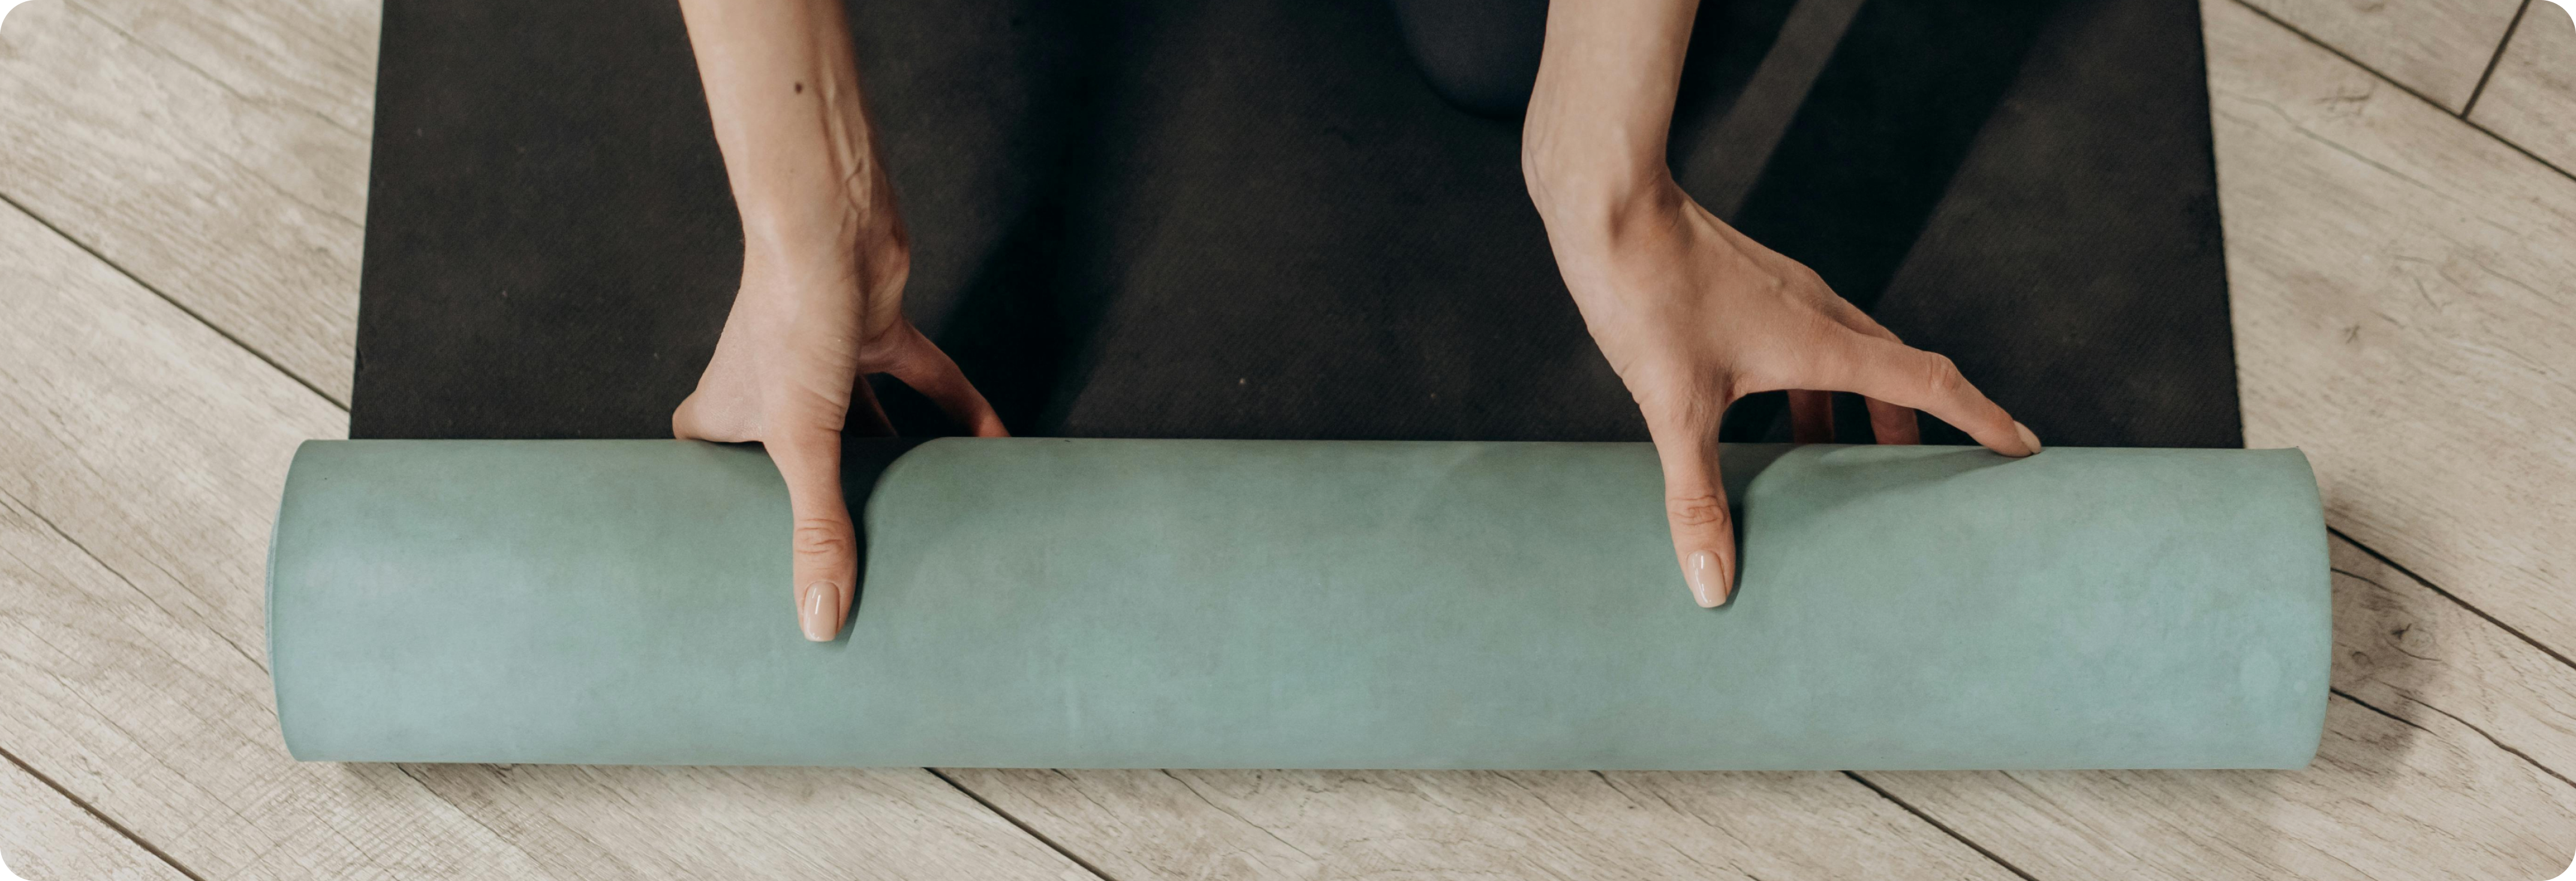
[{"xmin": 2, "ymin": 0, "xmax": 2571, "ymax": 877}]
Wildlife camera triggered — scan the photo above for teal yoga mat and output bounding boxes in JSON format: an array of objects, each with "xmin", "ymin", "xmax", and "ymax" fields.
[{"xmin": 266, "ymin": 438, "xmax": 2329, "ymax": 770}]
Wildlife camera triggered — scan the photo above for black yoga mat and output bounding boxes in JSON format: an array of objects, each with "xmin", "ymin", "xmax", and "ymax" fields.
[{"xmin": 350, "ymin": 0, "xmax": 2238, "ymax": 448}]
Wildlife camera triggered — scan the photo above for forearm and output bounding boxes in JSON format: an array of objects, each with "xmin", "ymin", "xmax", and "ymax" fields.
[
  {"xmin": 678, "ymin": 0, "xmax": 897, "ymax": 265},
  {"xmin": 1519, "ymin": 0, "xmax": 1699, "ymax": 233}
]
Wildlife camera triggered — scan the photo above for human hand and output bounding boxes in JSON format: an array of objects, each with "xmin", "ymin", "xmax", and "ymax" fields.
[
  {"xmin": 1534, "ymin": 177, "xmax": 2039, "ymax": 608},
  {"xmin": 672, "ymin": 215, "xmax": 1004, "ymax": 642},
  {"xmin": 676, "ymin": 0, "xmax": 1004, "ymax": 641}
]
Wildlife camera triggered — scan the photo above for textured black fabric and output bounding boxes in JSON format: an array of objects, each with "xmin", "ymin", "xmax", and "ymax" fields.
[
  {"xmin": 1388, "ymin": 0, "xmax": 1551, "ymax": 118},
  {"xmin": 351, "ymin": 0, "xmax": 2240, "ymax": 450}
]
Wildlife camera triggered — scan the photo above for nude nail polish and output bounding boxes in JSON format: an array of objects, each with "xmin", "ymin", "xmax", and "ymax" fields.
[
  {"xmin": 802, "ymin": 581, "xmax": 839, "ymax": 642},
  {"xmin": 1688, "ymin": 551, "xmax": 1730, "ymax": 608},
  {"xmin": 2013, "ymin": 421, "xmax": 2044, "ymax": 455}
]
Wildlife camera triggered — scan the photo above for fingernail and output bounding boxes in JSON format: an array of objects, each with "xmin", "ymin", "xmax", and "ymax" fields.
[
  {"xmin": 2013, "ymin": 421, "xmax": 2044, "ymax": 455},
  {"xmin": 801, "ymin": 581, "xmax": 841, "ymax": 642},
  {"xmin": 1687, "ymin": 551, "xmax": 1731, "ymax": 608}
]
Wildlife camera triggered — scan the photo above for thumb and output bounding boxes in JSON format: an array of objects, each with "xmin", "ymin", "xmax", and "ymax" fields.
[
  {"xmin": 1645, "ymin": 412, "xmax": 1736, "ymax": 608},
  {"xmin": 769, "ymin": 424, "xmax": 856, "ymax": 642}
]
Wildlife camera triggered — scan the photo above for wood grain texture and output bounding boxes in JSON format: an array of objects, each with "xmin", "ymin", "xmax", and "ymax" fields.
[
  {"xmin": 0, "ymin": 200, "xmax": 1091, "ymax": 880},
  {"xmin": 2213, "ymin": 0, "xmax": 2576, "ymax": 662},
  {"xmin": 1867, "ymin": 695, "xmax": 2576, "ymax": 880},
  {"xmin": 0, "ymin": 755, "xmax": 191, "ymax": 881},
  {"xmin": 0, "ymin": 132, "xmax": 346, "ymax": 654},
  {"xmin": 2331, "ymin": 537, "xmax": 2576, "ymax": 788},
  {"xmin": 2468, "ymin": 2, "xmax": 2576, "ymax": 171},
  {"xmin": 391, "ymin": 765, "xmax": 1097, "ymax": 881},
  {"xmin": 942, "ymin": 767, "xmax": 2019, "ymax": 880},
  {"xmin": 0, "ymin": 0, "xmax": 365, "ymax": 404},
  {"xmin": 2237, "ymin": 0, "xmax": 2523, "ymax": 110},
  {"xmin": 73, "ymin": 0, "xmax": 378, "ymax": 138}
]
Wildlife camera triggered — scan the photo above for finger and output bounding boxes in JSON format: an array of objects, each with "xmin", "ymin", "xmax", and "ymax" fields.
[
  {"xmin": 1864, "ymin": 396, "xmax": 1920, "ymax": 445},
  {"xmin": 1787, "ymin": 390, "xmax": 1833, "ymax": 444},
  {"xmin": 768, "ymin": 424, "xmax": 857, "ymax": 642},
  {"xmin": 1816, "ymin": 301, "xmax": 1920, "ymax": 445},
  {"xmin": 1645, "ymin": 410, "xmax": 1737, "ymax": 608},
  {"xmin": 1818, "ymin": 331, "xmax": 2040, "ymax": 457},
  {"xmin": 878, "ymin": 321, "xmax": 1009, "ymax": 438},
  {"xmin": 848, "ymin": 378, "xmax": 896, "ymax": 438}
]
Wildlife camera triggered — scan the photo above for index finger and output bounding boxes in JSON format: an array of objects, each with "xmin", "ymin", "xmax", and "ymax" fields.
[{"xmin": 1816, "ymin": 330, "xmax": 2040, "ymax": 457}]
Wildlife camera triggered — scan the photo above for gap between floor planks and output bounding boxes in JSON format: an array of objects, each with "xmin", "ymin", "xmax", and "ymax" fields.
[{"xmin": 2237, "ymin": 0, "xmax": 2576, "ymax": 182}]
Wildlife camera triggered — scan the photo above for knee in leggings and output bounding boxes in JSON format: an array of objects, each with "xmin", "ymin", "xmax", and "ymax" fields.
[{"xmin": 1389, "ymin": 0, "xmax": 1550, "ymax": 119}]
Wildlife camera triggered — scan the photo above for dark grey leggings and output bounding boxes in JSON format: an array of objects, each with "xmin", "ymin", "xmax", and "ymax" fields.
[{"xmin": 1388, "ymin": 0, "xmax": 1551, "ymax": 117}]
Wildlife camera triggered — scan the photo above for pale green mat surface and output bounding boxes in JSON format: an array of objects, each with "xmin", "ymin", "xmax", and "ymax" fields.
[{"xmin": 267, "ymin": 439, "xmax": 2328, "ymax": 770}]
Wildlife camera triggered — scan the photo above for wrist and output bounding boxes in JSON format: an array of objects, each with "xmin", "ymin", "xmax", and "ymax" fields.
[
  {"xmin": 740, "ymin": 199, "xmax": 865, "ymax": 269},
  {"xmin": 738, "ymin": 174, "xmax": 904, "ymax": 274},
  {"xmin": 1522, "ymin": 152, "xmax": 1680, "ymax": 252},
  {"xmin": 1520, "ymin": 113, "xmax": 1677, "ymax": 244}
]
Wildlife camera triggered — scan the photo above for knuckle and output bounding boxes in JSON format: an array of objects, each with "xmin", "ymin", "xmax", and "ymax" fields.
[
  {"xmin": 1790, "ymin": 264, "xmax": 1830, "ymax": 293},
  {"xmin": 1921, "ymin": 353, "xmax": 1966, "ymax": 396},
  {"xmin": 791, "ymin": 518, "xmax": 856, "ymax": 561},
  {"xmin": 1664, "ymin": 493, "xmax": 1731, "ymax": 529}
]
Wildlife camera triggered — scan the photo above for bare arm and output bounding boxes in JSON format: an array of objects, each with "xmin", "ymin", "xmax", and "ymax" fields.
[
  {"xmin": 1523, "ymin": 0, "xmax": 2041, "ymax": 607},
  {"xmin": 675, "ymin": 0, "xmax": 1005, "ymax": 642}
]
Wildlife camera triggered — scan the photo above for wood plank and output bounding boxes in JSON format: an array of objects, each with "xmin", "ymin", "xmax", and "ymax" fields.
[
  {"xmin": 2331, "ymin": 537, "xmax": 2576, "ymax": 788},
  {"xmin": 0, "ymin": 198, "xmax": 1090, "ymax": 879},
  {"xmin": 943, "ymin": 767, "xmax": 2021, "ymax": 880},
  {"xmin": 0, "ymin": 755, "xmax": 191, "ymax": 881},
  {"xmin": 1856, "ymin": 532, "xmax": 2576, "ymax": 880},
  {"xmin": 0, "ymin": 0, "xmax": 364, "ymax": 404},
  {"xmin": 2467, "ymin": 2, "xmax": 2576, "ymax": 172},
  {"xmin": 1867, "ymin": 694, "xmax": 2576, "ymax": 880},
  {"xmin": 73, "ymin": 0, "xmax": 378, "ymax": 138},
  {"xmin": 0, "ymin": 114, "xmax": 347, "ymax": 651},
  {"xmin": 392, "ymin": 764, "xmax": 1098, "ymax": 881},
  {"xmin": 2236, "ymin": 0, "xmax": 2521, "ymax": 110},
  {"xmin": 2213, "ymin": 0, "xmax": 2576, "ymax": 662}
]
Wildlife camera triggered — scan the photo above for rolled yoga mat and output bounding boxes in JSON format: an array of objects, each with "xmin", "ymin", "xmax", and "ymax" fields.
[{"xmin": 267, "ymin": 438, "xmax": 2330, "ymax": 770}]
